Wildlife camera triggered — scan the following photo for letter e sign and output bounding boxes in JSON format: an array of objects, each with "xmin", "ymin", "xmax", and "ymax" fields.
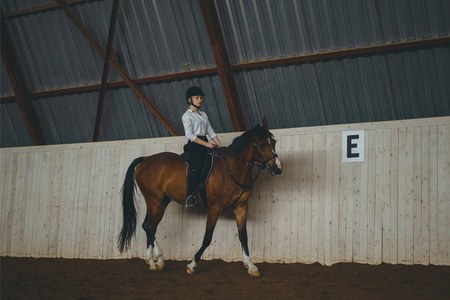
[{"xmin": 342, "ymin": 131, "xmax": 364, "ymax": 162}]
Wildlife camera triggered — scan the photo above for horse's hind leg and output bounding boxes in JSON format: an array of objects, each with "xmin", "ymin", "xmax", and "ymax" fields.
[{"xmin": 142, "ymin": 195, "xmax": 170, "ymax": 271}]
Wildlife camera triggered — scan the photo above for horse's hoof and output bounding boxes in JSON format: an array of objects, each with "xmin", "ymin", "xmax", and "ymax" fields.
[
  {"xmin": 156, "ymin": 262, "xmax": 165, "ymax": 271},
  {"xmin": 186, "ymin": 262, "xmax": 197, "ymax": 275},
  {"xmin": 248, "ymin": 268, "xmax": 261, "ymax": 277}
]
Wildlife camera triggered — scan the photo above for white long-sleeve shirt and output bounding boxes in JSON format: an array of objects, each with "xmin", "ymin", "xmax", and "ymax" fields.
[{"xmin": 182, "ymin": 109, "xmax": 217, "ymax": 142}]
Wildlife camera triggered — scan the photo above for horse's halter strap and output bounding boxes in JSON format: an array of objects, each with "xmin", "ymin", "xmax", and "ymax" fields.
[{"xmin": 253, "ymin": 137, "xmax": 278, "ymax": 171}]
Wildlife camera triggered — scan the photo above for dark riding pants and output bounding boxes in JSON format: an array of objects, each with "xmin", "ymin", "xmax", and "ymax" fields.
[{"xmin": 184, "ymin": 136, "xmax": 208, "ymax": 172}]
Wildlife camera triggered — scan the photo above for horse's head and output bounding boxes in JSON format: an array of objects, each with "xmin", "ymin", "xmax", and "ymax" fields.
[{"xmin": 252, "ymin": 118, "xmax": 283, "ymax": 175}]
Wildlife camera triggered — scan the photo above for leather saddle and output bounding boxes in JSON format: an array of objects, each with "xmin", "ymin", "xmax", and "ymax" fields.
[{"xmin": 180, "ymin": 147, "xmax": 226, "ymax": 207}]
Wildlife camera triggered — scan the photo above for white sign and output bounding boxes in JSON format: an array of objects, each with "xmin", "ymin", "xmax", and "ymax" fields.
[{"xmin": 342, "ymin": 131, "xmax": 364, "ymax": 162}]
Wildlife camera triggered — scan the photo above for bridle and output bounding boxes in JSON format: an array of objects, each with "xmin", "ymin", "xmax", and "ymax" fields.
[
  {"xmin": 253, "ymin": 138, "xmax": 279, "ymax": 171},
  {"xmin": 220, "ymin": 136, "xmax": 278, "ymax": 206}
]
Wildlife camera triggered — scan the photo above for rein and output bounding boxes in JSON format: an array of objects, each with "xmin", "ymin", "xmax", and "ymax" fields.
[{"xmin": 220, "ymin": 138, "xmax": 277, "ymax": 207}]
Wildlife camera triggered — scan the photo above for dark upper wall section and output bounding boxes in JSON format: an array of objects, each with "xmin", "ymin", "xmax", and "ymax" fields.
[{"xmin": 1, "ymin": 0, "xmax": 449, "ymax": 148}]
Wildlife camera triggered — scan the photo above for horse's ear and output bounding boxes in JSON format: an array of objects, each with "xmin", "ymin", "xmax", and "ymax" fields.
[{"xmin": 262, "ymin": 118, "xmax": 268, "ymax": 130}]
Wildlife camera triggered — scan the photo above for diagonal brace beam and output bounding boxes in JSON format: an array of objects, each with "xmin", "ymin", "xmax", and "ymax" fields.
[
  {"xmin": 55, "ymin": 0, "xmax": 179, "ymax": 136},
  {"xmin": 1, "ymin": 25, "xmax": 46, "ymax": 145}
]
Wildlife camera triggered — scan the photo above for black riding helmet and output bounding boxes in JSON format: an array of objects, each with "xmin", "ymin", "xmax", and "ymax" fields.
[{"xmin": 186, "ymin": 86, "xmax": 205, "ymax": 105}]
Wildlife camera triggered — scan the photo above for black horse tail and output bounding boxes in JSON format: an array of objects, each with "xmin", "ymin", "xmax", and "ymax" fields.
[{"xmin": 117, "ymin": 157, "xmax": 144, "ymax": 253}]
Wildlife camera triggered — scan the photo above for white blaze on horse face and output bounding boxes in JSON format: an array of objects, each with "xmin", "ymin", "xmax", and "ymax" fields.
[{"xmin": 268, "ymin": 138, "xmax": 283, "ymax": 170}]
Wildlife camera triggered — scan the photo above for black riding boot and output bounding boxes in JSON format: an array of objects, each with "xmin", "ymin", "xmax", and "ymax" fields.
[{"xmin": 185, "ymin": 168, "xmax": 200, "ymax": 208}]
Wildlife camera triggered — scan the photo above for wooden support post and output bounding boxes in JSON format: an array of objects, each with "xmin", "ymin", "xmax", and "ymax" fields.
[
  {"xmin": 199, "ymin": 0, "xmax": 247, "ymax": 132},
  {"xmin": 92, "ymin": 0, "xmax": 121, "ymax": 142}
]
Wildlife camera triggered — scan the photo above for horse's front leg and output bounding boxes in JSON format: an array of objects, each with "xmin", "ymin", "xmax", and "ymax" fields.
[
  {"xmin": 187, "ymin": 207, "xmax": 221, "ymax": 274},
  {"xmin": 234, "ymin": 203, "xmax": 261, "ymax": 276}
]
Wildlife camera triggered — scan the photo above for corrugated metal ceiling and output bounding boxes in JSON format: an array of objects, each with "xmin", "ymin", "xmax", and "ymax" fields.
[{"xmin": 1, "ymin": 0, "xmax": 449, "ymax": 148}]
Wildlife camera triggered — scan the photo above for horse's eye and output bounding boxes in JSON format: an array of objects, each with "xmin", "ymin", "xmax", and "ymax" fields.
[{"xmin": 259, "ymin": 144, "xmax": 265, "ymax": 149}]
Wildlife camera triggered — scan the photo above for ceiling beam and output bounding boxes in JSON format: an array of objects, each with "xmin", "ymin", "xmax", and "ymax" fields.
[
  {"xmin": 2, "ymin": 36, "xmax": 449, "ymax": 102},
  {"xmin": 233, "ymin": 35, "xmax": 450, "ymax": 70},
  {"xmin": 92, "ymin": 0, "xmax": 120, "ymax": 142},
  {"xmin": 1, "ymin": 0, "xmax": 100, "ymax": 18},
  {"xmin": 55, "ymin": 0, "xmax": 179, "ymax": 136},
  {"xmin": 1, "ymin": 25, "xmax": 46, "ymax": 146},
  {"xmin": 199, "ymin": 0, "xmax": 247, "ymax": 132}
]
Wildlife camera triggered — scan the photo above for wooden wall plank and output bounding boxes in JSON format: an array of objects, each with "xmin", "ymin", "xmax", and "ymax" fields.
[
  {"xmin": 405, "ymin": 128, "xmax": 415, "ymax": 264},
  {"xmin": 299, "ymin": 134, "xmax": 313, "ymax": 263},
  {"xmin": 437, "ymin": 125, "xmax": 449, "ymax": 264},
  {"xmin": 33, "ymin": 151, "xmax": 46, "ymax": 257},
  {"xmin": 97, "ymin": 148, "xmax": 112, "ymax": 259},
  {"xmin": 428, "ymin": 126, "xmax": 438, "ymax": 265},
  {"xmin": 420, "ymin": 126, "xmax": 430, "ymax": 265},
  {"xmin": 324, "ymin": 133, "xmax": 333, "ymax": 265},
  {"xmin": 16, "ymin": 153, "xmax": 32, "ymax": 257},
  {"xmin": 330, "ymin": 132, "xmax": 341, "ymax": 264},
  {"xmin": 352, "ymin": 162, "xmax": 362, "ymax": 263},
  {"xmin": 358, "ymin": 133, "xmax": 369, "ymax": 264},
  {"xmin": 10, "ymin": 153, "xmax": 26, "ymax": 256},
  {"xmin": 366, "ymin": 131, "xmax": 376, "ymax": 263},
  {"xmin": 7, "ymin": 154, "xmax": 19, "ymax": 256},
  {"xmin": 397, "ymin": 128, "xmax": 407, "ymax": 264},
  {"xmin": 277, "ymin": 136, "xmax": 293, "ymax": 262},
  {"xmin": 338, "ymin": 145, "xmax": 348, "ymax": 262},
  {"xmin": 389, "ymin": 128, "xmax": 399, "ymax": 264},
  {"xmin": 105, "ymin": 147, "xmax": 121, "ymax": 259},
  {"xmin": 0, "ymin": 153, "xmax": 8, "ymax": 255},
  {"xmin": 374, "ymin": 130, "xmax": 384, "ymax": 264},
  {"xmin": 0, "ymin": 154, "xmax": 15, "ymax": 256},
  {"xmin": 413, "ymin": 127, "xmax": 423, "ymax": 264},
  {"xmin": 85, "ymin": 148, "xmax": 104, "ymax": 258},
  {"xmin": 57, "ymin": 150, "xmax": 78, "ymax": 257},
  {"xmin": 312, "ymin": 134, "xmax": 327, "ymax": 264},
  {"xmin": 72, "ymin": 148, "xmax": 92, "ymax": 258},
  {"xmin": 36, "ymin": 151, "xmax": 52, "ymax": 257},
  {"xmin": 24, "ymin": 152, "xmax": 39, "ymax": 256},
  {"xmin": 382, "ymin": 130, "xmax": 392, "ymax": 263},
  {"xmin": 47, "ymin": 151, "xmax": 64, "ymax": 257},
  {"xmin": 289, "ymin": 135, "xmax": 301, "ymax": 263}
]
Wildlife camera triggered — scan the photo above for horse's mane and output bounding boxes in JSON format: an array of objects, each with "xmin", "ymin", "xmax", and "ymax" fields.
[{"xmin": 228, "ymin": 124, "xmax": 273, "ymax": 153}]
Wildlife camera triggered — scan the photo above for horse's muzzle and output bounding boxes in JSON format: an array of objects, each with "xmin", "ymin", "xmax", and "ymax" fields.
[
  {"xmin": 269, "ymin": 165, "xmax": 282, "ymax": 175},
  {"xmin": 268, "ymin": 160, "xmax": 283, "ymax": 175}
]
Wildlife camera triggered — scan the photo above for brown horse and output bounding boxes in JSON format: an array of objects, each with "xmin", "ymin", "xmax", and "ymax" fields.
[{"xmin": 117, "ymin": 119, "xmax": 282, "ymax": 276}]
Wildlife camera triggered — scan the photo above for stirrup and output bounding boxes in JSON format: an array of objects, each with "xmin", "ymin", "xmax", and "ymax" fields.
[{"xmin": 185, "ymin": 195, "xmax": 196, "ymax": 208}]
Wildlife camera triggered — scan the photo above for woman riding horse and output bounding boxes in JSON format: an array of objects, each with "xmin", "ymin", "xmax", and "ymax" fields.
[
  {"xmin": 117, "ymin": 118, "xmax": 282, "ymax": 276},
  {"xmin": 182, "ymin": 86, "xmax": 223, "ymax": 208}
]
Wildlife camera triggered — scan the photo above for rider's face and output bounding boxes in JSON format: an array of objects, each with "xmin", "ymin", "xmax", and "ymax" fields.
[{"xmin": 191, "ymin": 95, "xmax": 203, "ymax": 107}]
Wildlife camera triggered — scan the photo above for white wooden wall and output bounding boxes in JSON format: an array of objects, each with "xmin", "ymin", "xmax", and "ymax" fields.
[{"xmin": 1, "ymin": 117, "xmax": 449, "ymax": 266}]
